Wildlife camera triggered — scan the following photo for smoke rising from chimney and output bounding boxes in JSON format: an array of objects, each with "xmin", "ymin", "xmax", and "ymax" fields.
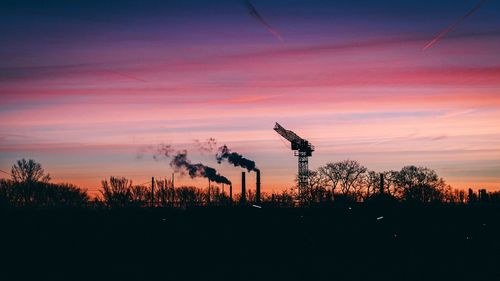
[
  {"xmin": 216, "ymin": 145, "xmax": 259, "ymax": 172},
  {"xmin": 194, "ymin": 138, "xmax": 217, "ymax": 154},
  {"xmin": 136, "ymin": 143, "xmax": 175, "ymax": 161},
  {"xmin": 153, "ymin": 144, "xmax": 175, "ymax": 161},
  {"xmin": 170, "ymin": 150, "xmax": 231, "ymax": 185}
]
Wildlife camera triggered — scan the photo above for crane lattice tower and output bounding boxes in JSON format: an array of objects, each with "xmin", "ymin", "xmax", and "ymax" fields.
[{"xmin": 274, "ymin": 123, "xmax": 314, "ymax": 204}]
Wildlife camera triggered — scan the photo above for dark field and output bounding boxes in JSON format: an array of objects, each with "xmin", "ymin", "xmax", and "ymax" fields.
[{"xmin": 1, "ymin": 205, "xmax": 499, "ymax": 281}]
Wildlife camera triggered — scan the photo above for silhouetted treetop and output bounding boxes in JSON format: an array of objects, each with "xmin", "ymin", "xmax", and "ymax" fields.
[{"xmin": 11, "ymin": 158, "xmax": 51, "ymax": 184}]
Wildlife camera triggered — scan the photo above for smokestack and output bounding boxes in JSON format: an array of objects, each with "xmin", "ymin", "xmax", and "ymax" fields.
[
  {"xmin": 380, "ymin": 173, "xmax": 384, "ymax": 194},
  {"xmin": 230, "ymin": 184, "xmax": 233, "ymax": 201},
  {"xmin": 256, "ymin": 170, "xmax": 261, "ymax": 203},
  {"xmin": 241, "ymin": 172, "xmax": 246, "ymax": 204}
]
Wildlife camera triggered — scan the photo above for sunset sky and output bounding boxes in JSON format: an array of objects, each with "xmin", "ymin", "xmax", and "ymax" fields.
[{"xmin": 1, "ymin": 0, "xmax": 500, "ymax": 195}]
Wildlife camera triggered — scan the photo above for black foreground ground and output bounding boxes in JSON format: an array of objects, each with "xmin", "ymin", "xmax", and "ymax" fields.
[{"xmin": 1, "ymin": 205, "xmax": 499, "ymax": 281}]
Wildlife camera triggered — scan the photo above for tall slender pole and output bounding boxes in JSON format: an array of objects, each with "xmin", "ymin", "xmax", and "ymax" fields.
[
  {"xmin": 164, "ymin": 178, "xmax": 168, "ymax": 206},
  {"xmin": 171, "ymin": 173, "xmax": 175, "ymax": 207},
  {"xmin": 151, "ymin": 177, "xmax": 155, "ymax": 207},
  {"xmin": 256, "ymin": 170, "xmax": 261, "ymax": 204},
  {"xmin": 241, "ymin": 172, "xmax": 246, "ymax": 205},
  {"xmin": 380, "ymin": 173, "xmax": 384, "ymax": 194},
  {"xmin": 208, "ymin": 179, "xmax": 211, "ymax": 204}
]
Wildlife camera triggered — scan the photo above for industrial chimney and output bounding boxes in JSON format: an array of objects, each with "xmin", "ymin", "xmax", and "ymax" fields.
[
  {"xmin": 256, "ymin": 170, "xmax": 261, "ymax": 204},
  {"xmin": 241, "ymin": 172, "xmax": 246, "ymax": 204}
]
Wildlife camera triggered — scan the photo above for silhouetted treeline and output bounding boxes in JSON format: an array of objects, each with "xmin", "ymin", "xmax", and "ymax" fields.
[
  {"xmin": 0, "ymin": 180, "xmax": 89, "ymax": 208},
  {"xmin": 0, "ymin": 159, "xmax": 89, "ymax": 208},
  {"xmin": 1, "ymin": 158, "xmax": 499, "ymax": 209},
  {"xmin": 98, "ymin": 176, "xmax": 216, "ymax": 208},
  {"xmin": 299, "ymin": 160, "xmax": 465, "ymax": 205}
]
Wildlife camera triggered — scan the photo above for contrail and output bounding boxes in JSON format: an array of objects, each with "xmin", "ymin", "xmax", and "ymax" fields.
[
  {"xmin": 101, "ymin": 68, "xmax": 147, "ymax": 82},
  {"xmin": 423, "ymin": 0, "xmax": 488, "ymax": 50},
  {"xmin": 245, "ymin": 0, "xmax": 283, "ymax": 41}
]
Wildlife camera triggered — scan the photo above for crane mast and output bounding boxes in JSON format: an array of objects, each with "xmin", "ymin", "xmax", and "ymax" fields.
[{"xmin": 273, "ymin": 123, "xmax": 314, "ymax": 204}]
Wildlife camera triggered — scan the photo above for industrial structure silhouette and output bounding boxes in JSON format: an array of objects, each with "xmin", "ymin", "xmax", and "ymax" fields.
[{"xmin": 274, "ymin": 123, "xmax": 314, "ymax": 204}]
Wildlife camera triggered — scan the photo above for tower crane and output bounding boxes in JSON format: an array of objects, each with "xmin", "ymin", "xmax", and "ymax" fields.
[{"xmin": 273, "ymin": 122, "xmax": 314, "ymax": 204}]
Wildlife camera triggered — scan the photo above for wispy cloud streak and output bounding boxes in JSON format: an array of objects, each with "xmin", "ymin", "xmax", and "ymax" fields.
[{"xmin": 100, "ymin": 69, "xmax": 147, "ymax": 83}]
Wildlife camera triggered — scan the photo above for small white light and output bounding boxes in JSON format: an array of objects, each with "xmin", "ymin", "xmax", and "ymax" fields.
[
  {"xmin": 252, "ymin": 204, "xmax": 262, "ymax": 209},
  {"xmin": 376, "ymin": 216, "xmax": 384, "ymax": 220}
]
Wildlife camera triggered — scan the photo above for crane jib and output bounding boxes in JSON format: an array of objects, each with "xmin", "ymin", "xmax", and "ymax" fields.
[{"xmin": 273, "ymin": 122, "xmax": 314, "ymax": 206}]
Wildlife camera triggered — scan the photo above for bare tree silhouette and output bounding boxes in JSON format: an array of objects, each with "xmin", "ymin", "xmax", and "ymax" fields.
[
  {"xmin": 298, "ymin": 169, "xmax": 329, "ymax": 204},
  {"xmin": 272, "ymin": 188, "xmax": 296, "ymax": 207},
  {"xmin": 100, "ymin": 177, "xmax": 134, "ymax": 208},
  {"xmin": 393, "ymin": 166, "xmax": 447, "ymax": 203},
  {"xmin": 319, "ymin": 162, "xmax": 342, "ymax": 195},
  {"xmin": 11, "ymin": 158, "xmax": 51, "ymax": 184},
  {"xmin": 0, "ymin": 159, "xmax": 89, "ymax": 208},
  {"xmin": 154, "ymin": 179, "xmax": 172, "ymax": 207},
  {"xmin": 364, "ymin": 170, "xmax": 380, "ymax": 199},
  {"xmin": 130, "ymin": 184, "xmax": 150, "ymax": 207},
  {"xmin": 318, "ymin": 160, "xmax": 367, "ymax": 200},
  {"xmin": 337, "ymin": 160, "xmax": 367, "ymax": 197},
  {"xmin": 0, "ymin": 179, "xmax": 89, "ymax": 208},
  {"xmin": 174, "ymin": 186, "xmax": 205, "ymax": 208}
]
